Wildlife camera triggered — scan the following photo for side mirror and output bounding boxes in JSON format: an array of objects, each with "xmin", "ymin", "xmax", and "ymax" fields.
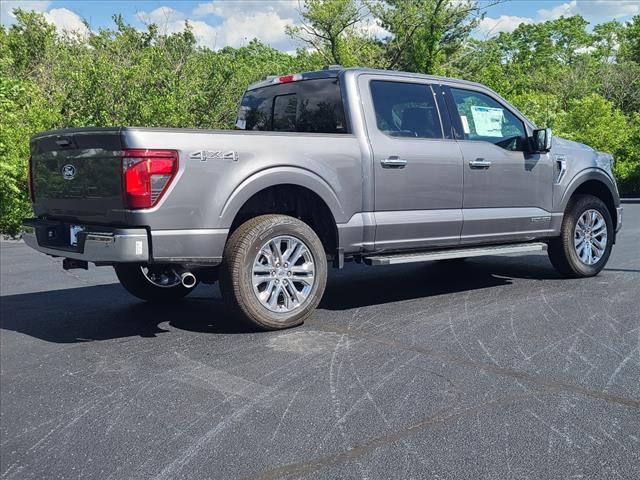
[{"xmin": 532, "ymin": 128, "xmax": 552, "ymax": 153}]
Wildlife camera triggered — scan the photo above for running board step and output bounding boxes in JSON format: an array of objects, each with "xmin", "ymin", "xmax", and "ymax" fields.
[{"xmin": 363, "ymin": 242, "xmax": 547, "ymax": 266}]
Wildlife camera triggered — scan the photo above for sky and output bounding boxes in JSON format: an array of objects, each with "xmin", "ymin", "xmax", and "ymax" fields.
[{"xmin": 1, "ymin": 0, "xmax": 639, "ymax": 52}]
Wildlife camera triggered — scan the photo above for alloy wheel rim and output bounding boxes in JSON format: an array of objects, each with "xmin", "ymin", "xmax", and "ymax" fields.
[
  {"xmin": 574, "ymin": 209, "xmax": 607, "ymax": 265},
  {"xmin": 251, "ymin": 235, "xmax": 316, "ymax": 313},
  {"xmin": 141, "ymin": 266, "xmax": 182, "ymax": 288}
]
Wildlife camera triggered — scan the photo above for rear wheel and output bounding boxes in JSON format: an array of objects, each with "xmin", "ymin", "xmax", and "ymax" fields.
[
  {"xmin": 114, "ymin": 264, "xmax": 196, "ymax": 302},
  {"xmin": 219, "ymin": 214, "xmax": 327, "ymax": 330},
  {"xmin": 547, "ymin": 194, "xmax": 613, "ymax": 278}
]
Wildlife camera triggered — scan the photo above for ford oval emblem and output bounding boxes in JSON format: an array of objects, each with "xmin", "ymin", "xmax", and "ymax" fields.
[{"xmin": 61, "ymin": 164, "xmax": 76, "ymax": 180}]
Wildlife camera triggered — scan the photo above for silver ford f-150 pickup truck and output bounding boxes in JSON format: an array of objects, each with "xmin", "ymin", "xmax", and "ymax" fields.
[{"xmin": 23, "ymin": 67, "xmax": 623, "ymax": 330}]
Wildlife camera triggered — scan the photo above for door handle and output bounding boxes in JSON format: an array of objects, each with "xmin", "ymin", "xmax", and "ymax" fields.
[
  {"xmin": 381, "ymin": 156, "xmax": 407, "ymax": 169},
  {"xmin": 469, "ymin": 158, "xmax": 492, "ymax": 168}
]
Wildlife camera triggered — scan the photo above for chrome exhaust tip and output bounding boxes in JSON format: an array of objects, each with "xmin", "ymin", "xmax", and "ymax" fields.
[{"xmin": 180, "ymin": 272, "xmax": 197, "ymax": 288}]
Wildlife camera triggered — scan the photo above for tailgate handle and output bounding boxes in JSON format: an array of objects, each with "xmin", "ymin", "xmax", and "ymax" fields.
[{"xmin": 55, "ymin": 137, "xmax": 72, "ymax": 147}]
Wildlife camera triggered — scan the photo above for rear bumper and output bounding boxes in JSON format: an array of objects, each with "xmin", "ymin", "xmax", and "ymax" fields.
[
  {"xmin": 22, "ymin": 219, "xmax": 149, "ymax": 263},
  {"xmin": 22, "ymin": 218, "xmax": 228, "ymax": 265}
]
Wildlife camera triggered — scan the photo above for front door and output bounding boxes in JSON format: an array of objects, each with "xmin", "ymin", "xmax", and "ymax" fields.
[
  {"xmin": 444, "ymin": 86, "xmax": 554, "ymax": 244},
  {"xmin": 359, "ymin": 75, "xmax": 464, "ymax": 250}
]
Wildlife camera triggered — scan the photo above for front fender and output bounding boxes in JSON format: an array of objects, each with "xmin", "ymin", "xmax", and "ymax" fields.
[
  {"xmin": 557, "ymin": 168, "xmax": 619, "ymax": 212},
  {"xmin": 219, "ymin": 166, "xmax": 346, "ymax": 228}
]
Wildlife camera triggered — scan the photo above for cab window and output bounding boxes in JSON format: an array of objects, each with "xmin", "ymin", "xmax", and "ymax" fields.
[
  {"xmin": 370, "ymin": 81, "xmax": 443, "ymax": 139},
  {"xmin": 450, "ymin": 88, "xmax": 526, "ymax": 151},
  {"xmin": 236, "ymin": 78, "xmax": 347, "ymax": 134},
  {"xmin": 272, "ymin": 94, "xmax": 297, "ymax": 132}
]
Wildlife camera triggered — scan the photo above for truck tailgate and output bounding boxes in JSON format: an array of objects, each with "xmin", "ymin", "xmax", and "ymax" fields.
[{"xmin": 30, "ymin": 128, "xmax": 126, "ymax": 224}]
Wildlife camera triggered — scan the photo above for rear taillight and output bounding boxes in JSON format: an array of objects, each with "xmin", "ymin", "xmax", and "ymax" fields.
[
  {"xmin": 28, "ymin": 155, "xmax": 35, "ymax": 202},
  {"xmin": 122, "ymin": 149, "xmax": 178, "ymax": 209}
]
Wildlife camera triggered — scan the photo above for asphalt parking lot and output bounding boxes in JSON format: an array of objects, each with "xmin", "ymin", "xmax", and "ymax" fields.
[{"xmin": 1, "ymin": 205, "xmax": 639, "ymax": 480}]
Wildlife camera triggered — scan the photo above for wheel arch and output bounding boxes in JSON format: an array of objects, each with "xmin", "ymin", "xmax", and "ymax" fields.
[
  {"xmin": 220, "ymin": 169, "xmax": 342, "ymax": 257},
  {"xmin": 560, "ymin": 169, "xmax": 619, "ymax": 230},
  {"xmin": 220, "ymin": 167, "xmax": 344, "ymax": 224}
]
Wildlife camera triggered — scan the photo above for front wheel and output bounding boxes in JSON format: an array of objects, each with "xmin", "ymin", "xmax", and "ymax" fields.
[
  {"xmin": 114, "ymin": 264, "xmax": 196, "ymax": 302},
  {"xmin": 547, "ymin": 194, "xmax": 613, "ymax": 278},
  {"xmin": 219, "ymin": 214, "xmax": 328, "ymax": 330}
]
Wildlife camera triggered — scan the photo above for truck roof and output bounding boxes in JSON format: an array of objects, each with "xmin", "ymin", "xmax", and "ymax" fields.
[{"xmin": 246, "ymin": 67, "xmax": 487, "ymax": 91}]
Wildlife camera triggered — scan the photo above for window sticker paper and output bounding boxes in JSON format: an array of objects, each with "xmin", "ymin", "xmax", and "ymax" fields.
[
  {"xmin": 470, "ymin": 106, "xmax": 504, "ymax": 137},
  {"xmin": 460, "ymin": 115, "xmax": 470, "ymax": 134}
]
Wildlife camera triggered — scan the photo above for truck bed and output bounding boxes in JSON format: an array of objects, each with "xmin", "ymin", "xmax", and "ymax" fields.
[{"xmin": 28, "ymin": 126, "xmax": 363, "ymax": 263}]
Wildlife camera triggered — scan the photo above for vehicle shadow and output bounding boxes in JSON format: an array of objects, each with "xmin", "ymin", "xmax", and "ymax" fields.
[
  {"xmin": 3, "ymin": 285, "xmax": 270, "ymax": 343},
  {"xmin": 319, "ymin": 254, "xmax": 560, "ymax": 310},
  {"xmin": 0, "ymin": 254, "xmax": 561, "ymax": 343}
]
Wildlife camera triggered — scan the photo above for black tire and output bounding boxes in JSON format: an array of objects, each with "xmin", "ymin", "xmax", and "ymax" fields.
[
  {"xmin": 547, "ymin": 194, "xmax": 613, "ymax": 278},
  {"xmin": 114, "ymin": 264, "xmax": 195, "ymax": 302},
  {"xmin": 219, "ymin": 214, "xmax": 328, "ymax": 330}
]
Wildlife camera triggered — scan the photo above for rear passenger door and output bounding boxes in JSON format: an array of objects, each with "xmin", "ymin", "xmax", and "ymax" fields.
[{"xmin": 358, "ymin": 75, "xmax": 464, "ymax": 251}]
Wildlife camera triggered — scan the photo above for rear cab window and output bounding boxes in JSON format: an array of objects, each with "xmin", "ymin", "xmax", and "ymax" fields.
[{"xmin": 236, "ymin": 78, "xmax": 348, "ymax": 134}]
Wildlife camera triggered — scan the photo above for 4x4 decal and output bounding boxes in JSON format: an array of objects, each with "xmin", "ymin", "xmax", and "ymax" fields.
[{"xmin": 189, "ymin": 150, "xmax": 239, "ymax": 162}]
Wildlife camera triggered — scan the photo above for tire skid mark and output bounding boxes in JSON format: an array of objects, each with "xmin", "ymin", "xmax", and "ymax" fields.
[
  {"xmin": 526, "ymin": 408, "xmax": 579, "ymax": 448},
  {"xmin": 345, "ymin": 341, "xmax": 430, "ymax": 468},
  {"xmin": 242, "ymin": 393, "xmax": 535, "ymax": 480},
  {"xmin": 268, "ymin": 385, "xmax": 304, "ymax": 444},
  {"xmin": 448, "ymin": 294, "xmax": 473, "ymax": 361},
  {"xmin": 1, "ymin": 372, "xmax": 163, "ymax": 479},
  {"xmin": 311, "ymin": 324, "xmax": 640, "ymax": 409},
  {"xmin": 149, "ymin": 349, "xmax": 323, "ymax": 480},
  {"xmin": 604, "ymin": 346, "xmax": 638, "ymax": 393},
  {"xmin": 346, "ymin": 305, "xmax": 438, "ymax": 469},
  {"xmin": 316, "ymin": 346, "xmax": 417, "ymax": 448},
  {"xmin": 576, "ymin": 327, "xmax": 640, "ymax": 368},
  {"xmin": 326, "ymin": 328, "xmax": 368, "ymax": 479},
  {"xmin": 172, "ymin": 351, "xmax": 272, "ymax": 399}
]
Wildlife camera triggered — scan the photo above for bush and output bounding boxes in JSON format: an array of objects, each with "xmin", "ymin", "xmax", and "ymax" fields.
[
  {"xmin": 0, "ymin": 12, "xmax": 319, "ymax": 235},
  {"xmin": 508, "ymin": 92, "xmax": 639, "ymax": 194},
  {"xmin": 554, "ymin": 94, "xmax": 639, "ymax": 194},
  {"xmin": 0, "ymin": 76, "xmax": 60, "ymax": 235},
  {"xmin": 1, "ymin": 9, "xmax": 639, "ymax": 235},
  {"xmin": 509, "ymin": 91, "xmax": 562, "ymax": 129}
]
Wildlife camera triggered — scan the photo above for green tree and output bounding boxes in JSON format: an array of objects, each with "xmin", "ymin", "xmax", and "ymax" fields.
[
  {"xmin": 555, "ymin": 94, "xmax": 629, "ymax": 153},
  {"xmin": 509, "ymin": 91, "xmax": 562, "ymax": 129},
  {"xmin": 286, "ymin": 0, "xmax": 369, "ymax": 65},
  {"xmin": 553, "ymin": 94, "xmax": 639, "ymax": 193},
  {"xmin": 1, "ymin": 6, "xmax": 640, "ymax": 236},
  {"xmin": 592, "ymin": 21, "xmax": 624, "ymax": 62},
  {"xmin": 3, "ymin": 9, "xmax": 57, "ymax": 74},
  {"xmin": 375, "ymin": 0, "xmax": 491, "ymax": 74},
  {"xmin": 0, "ymin": 77, "xmax": 60, "ymax": 234},
  {"xmin": 620, "ymin": 15, "xmax": 640, "ymax": 63}
]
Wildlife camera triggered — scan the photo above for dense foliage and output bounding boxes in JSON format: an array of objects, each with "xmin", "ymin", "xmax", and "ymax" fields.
[{"xmin": 1, "ymin": 2, "xmax": 639, "ymax": 235}]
